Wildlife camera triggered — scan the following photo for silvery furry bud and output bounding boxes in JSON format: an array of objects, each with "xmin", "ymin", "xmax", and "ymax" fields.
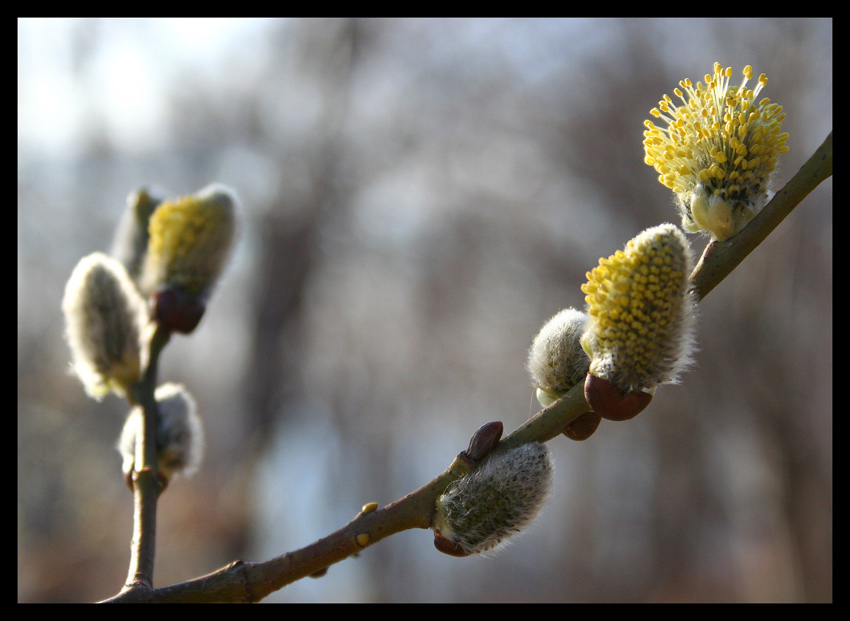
[
  {"xmin": 111, "ymin": 187, "xmax": 164, "ymax": 282},
  {"xmin": 433, "ymin": 442, "xmax": 552, "ymax": 556},
  {"xmin": 527, "ymin": 307, "xmax": 590, "ymax": 408},
  {"xmin": 118, "ymin": 382, "xmax": 203, "ymax": 484},
  {"xmin": 62, "ymin": 252, "xmax": 148, "ymax": 400}
]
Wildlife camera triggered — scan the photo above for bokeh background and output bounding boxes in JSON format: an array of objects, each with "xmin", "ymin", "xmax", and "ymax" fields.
[{"xmin": 18, "ymin": 18, "xmax": 832, "ymax": 602}]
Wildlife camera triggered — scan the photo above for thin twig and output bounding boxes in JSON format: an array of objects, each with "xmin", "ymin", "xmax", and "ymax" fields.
[{"xmin": 121, "ymin": 325, "xmax": 171, "ymax": 592}]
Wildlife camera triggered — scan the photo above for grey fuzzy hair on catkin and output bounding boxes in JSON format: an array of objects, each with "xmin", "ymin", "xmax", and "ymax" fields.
[{"xmin": 436, "ymin": 442, "xmax": 553, "ymax": 555}]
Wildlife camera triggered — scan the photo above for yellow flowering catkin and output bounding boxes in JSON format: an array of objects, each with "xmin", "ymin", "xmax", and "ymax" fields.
[
  {"xmin": 581, "ymin": 223, "xmax": 696, "ymax": 394},
  {"xmin": 643, "ymin": 63, "xmax": 789, "ymax": 241},
  {"xmin": 141, "ymin": 184, "xmax": 237, "ymax": 299}
]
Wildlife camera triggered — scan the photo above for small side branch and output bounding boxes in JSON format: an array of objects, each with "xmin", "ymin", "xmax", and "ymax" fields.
[{"xmin": 120, "ymin": 326, "xmax": 171, "ymax": 592}]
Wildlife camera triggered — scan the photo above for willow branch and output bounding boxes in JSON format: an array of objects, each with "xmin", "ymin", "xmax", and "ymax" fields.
[
  {"xmin": 102, "ymin": 129, "xmax": 832, "ymax": 603},
  {"xmin": 102, "ymin": 446, "xmax": 476, "ymax": 602},
  {"xmin": 101, "ymin": 364, "xmax": 593, "ymax": 602}
]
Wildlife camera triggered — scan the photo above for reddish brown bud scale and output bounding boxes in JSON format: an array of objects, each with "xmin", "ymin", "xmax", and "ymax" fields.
[
  {"xmin": 433, "ymin": 530, "xmax": 472, "ymax": 557},
  {"xmin": 562, "ymin": 411, "xmax": 602, "ymax": 441},
  {"xmin": 584, "ymin": 374, "xmax": 653, "ymax": 421},
  {"xmin": 151, "ymin": 288, "xmax": 206, "ymax": 334},
  {"xmin": 461, "ymin": 421, "xmax": 504, "ymax": 464}
]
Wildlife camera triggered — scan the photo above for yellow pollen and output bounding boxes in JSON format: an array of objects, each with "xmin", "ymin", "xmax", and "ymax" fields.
[
  {"xmin": 642, "ymin": 62, "xmax": 788, "ymax": 239},
  {"xmin": 582, "ymin": 224, "xmax": 692, "ymax": 391}
]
